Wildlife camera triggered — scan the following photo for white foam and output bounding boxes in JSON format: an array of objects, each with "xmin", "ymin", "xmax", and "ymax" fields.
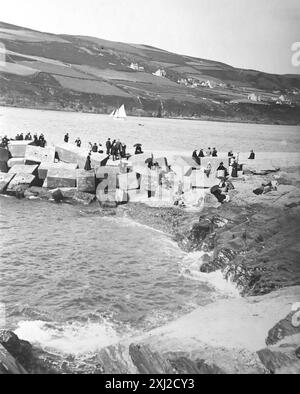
[
  {"xmin": 180, "ymin": 252, "xmax": 240, "ymax": 298},
  {"xmin": 15, "ymin": 318, "xmax": 126, "ymax": 355}
]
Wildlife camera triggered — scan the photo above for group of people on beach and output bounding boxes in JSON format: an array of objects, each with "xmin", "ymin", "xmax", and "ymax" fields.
[
  {"xmin": 63, "ymin": 133, "xmax": 145, "ymax": 169},
  {"xmin": 0, "ymin": 133, "xmax": 47, "ymax": 148},
  {"xmin": 62, "ymin": 133, "xmax": 145, "ymax": 171},
  {"xmin": 192, "ymin": 147, "xmax": 218, "ymax": 164}
]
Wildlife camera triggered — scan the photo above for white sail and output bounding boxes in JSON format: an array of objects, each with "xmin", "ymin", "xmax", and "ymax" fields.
[
  {"xmin": 109, "ymin": 109, "xmax": 116, "ymax": 117},
  {"xmin": 113, "ymin": 105, "xmax": 127, "ymax": 119}
]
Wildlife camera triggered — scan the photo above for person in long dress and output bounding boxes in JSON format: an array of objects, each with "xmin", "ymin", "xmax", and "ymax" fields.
[
  {"xmin": 84, "ymin": 152, "xmax": 92, "ymax": 171},
  {"xmin": 231, "ymin": 160, "xmax": 238, "ymax": 178},
  {"xmin": 192, "ymin": 150, "xmax": 200, "ymax": 165}
]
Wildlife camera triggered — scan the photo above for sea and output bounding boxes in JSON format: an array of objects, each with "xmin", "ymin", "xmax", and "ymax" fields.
[{"xmin": 0, "ymin": 106, "xmax": 299, "ymax": 370}]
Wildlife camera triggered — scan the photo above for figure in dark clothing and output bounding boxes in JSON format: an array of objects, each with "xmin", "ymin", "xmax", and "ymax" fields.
[
  {"xmin": 217, "ymin": 162, "xmax": 229, "ymax": 179},
  {"xmin": 19, "ymin": 133, "xmax": 24, "ymax": 141},
  {"xmin": 106, "ymin": 139, "xmax": 112, "ymax": 155},
  {"xmin": 212, "ymin": 148, "xmax": 218, "ymax": 157},
  {"xmin": 210, "ymin": 185, "xmax": 226, "ymax": 203},
  {"xmin": 135, "ymin": 144, "xmax": 143, "ymax": 155},
  {"xmin": 248, "ymin": 150, "xmax": 255, "ymax": 160},
  {"xmin": 231, "ymin": 160, "xmax": 238, "ymax": 178},
  {"xmin": 115, "ymin": 140, "xmax": 122, "ymax": 155},
  {"xmin": 33, "ymin": 134, "xmax": 39, "ymax": 146},
  {"xmin": 84, "ymin": 152, "xmax": 92, "ymax": 171},
  {"xmin": 199, "ymin": 149, "xmax": 205, "ymax": 158},
  {"xmin": 111, "ymin": 141, "xmax": 117, "ymax": 161},
  {"xmin": 1, "ymin": 135, "xmax": 9, "ymax": 148},
  {"xmin": 228, "ymin": 150, "xmax": 234, "ymax": 157},
  {"xmin": 121, "ymin": 144, "xmax": 127, "ymax": 158},
  {"xmin": 92, "ymin": 143, "xmax": 98, "ymax": 153},
  {"xmin": 75, "ymin": 138, "xmax": 82, "ymax": 148},
  {"xmin": 64, "ymin": 133, "xmax": 69, "ymax": 143},
  {"xmin": 111, "ymin": 140, "xmax": 116, "ymax": 154},
  {"xmin": 192, "ymin": 150, "xmax": 201, "ymax": 165},
  {"xmin": 39, "ymin": 134, "xmax": 46, "ymax": 148}
]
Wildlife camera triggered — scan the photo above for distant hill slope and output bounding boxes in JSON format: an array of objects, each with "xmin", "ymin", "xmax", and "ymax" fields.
[{"xmin": 0, "ymin": 21, "xmax": 300, "ymax": 124}]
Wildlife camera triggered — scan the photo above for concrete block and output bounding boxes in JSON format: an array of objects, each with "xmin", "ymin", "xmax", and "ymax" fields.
[
  {"xmin": 38, "ymin": 162, "xmax": 78, "ymax": 181},
  {"xmin": 118, "ymin": 172, "xmax": 140, "ymax": 191},
  {"xmin": 7, "ymin": 158, "xmax": 25, "ymax": 168},
  {"xmin": 0, "ymin": 172, "xmax": 15, "ymax": 193},
  {"xmin": 46, "ymin": 167, "xmax": 77, "ymax": 189},
  {"xmin": 9, "ymin": 164, "xmax": 39, "ymax": 175},
  {"xmin": 76, "ymin": 169, "xmax": 96, "ymax": 193},
  {"xmin": 7, "ymin": 173, "xmax": 36, "ymax": 192},
  {"xmin": 25, "ymin": 145, "xmax": 55, "ymax": 164},
  {"xmin": 8, "ymin": 141, "xmax": 34, "ymax": 158},
  {"xmin": 55, "ymin": 143, "xmax": 89, "ymax": 168}
]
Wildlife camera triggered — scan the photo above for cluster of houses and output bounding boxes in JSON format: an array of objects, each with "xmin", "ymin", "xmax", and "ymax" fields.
[
  {"xmin": 128, "ymin": 62, "xmax": 167, "ymax": 78},
  {"xmin": 247, "ymin": 92, "xmax": 292, "ymax": 105},
  {"xmin": 178, "ymin": 78, "xmax": 215, "ymax": 89},
  {"xmin": 129, "ymin": 63, "xmax": 145, "ymax": 72}
]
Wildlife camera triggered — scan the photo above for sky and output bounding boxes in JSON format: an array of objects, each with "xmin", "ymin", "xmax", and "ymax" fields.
[{"xmin": 0, "ymin": 0, "xmax": 299, "ymax": 75}]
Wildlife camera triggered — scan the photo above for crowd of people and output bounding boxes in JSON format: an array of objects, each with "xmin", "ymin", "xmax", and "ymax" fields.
[
  {"xmin": 0, "ymin": 133, "xmax": 47, "ymax": 148},
  {"xmin": 63, "ymin": 133, "xmax": 145, "ymax": 170},
  {"xmin": 192, "ymin": 147, "xmax": 218, "ymax": 164}
]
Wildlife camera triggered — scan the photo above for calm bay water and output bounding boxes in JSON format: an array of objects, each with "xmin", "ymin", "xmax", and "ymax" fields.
[
  {"xmin": 0, "ymin": 107, "xmax": 299, "ymax": 360},
  {"xmin": 1, "ymin": 106, "xmax": 300, "ymax": 153}
]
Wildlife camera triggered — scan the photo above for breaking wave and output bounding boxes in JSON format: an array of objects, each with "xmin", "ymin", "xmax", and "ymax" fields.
[
  {"xmin": 179, "ymin": 251, "xmax": 240, "ymax": 298},
  {"xmin": 15, "ymin": 318, "xmax": 134, "ymax": 356}
]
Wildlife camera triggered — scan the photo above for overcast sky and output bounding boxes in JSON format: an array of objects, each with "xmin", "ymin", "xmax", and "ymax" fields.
[{"xmin": 1, "ymin": 0, "xmax": 299, "ymax": 74}]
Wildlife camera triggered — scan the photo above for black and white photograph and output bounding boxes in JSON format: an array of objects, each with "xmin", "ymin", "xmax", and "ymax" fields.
[{"xmin": 0, "ymin": 0, "xmax": 299, "ymax": 377}]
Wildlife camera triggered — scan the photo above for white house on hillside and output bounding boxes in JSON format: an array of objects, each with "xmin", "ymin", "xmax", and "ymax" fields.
[
  {"xmin": 153, "ymin": 69, "xmax": 166, "ymax": 77},
  {"xmin": 129, "ymin": 63, "xmax": 145, "ymax": 71}
]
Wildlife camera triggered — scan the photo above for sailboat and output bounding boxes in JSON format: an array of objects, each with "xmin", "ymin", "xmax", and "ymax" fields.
[{"xmin": 110, "ymin": 104, "xmax": 127, "ymax": 120}]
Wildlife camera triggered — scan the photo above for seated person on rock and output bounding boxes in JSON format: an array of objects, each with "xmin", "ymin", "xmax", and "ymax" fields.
[{"xmin": 248, "ymin": 150, "xmax": 255, "ymax": 160}]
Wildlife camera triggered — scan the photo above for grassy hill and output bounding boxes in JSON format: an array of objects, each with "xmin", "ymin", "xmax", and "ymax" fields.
[{"xmin": 0, "ymin": 21, "xmax": 300, "ymax": 124}]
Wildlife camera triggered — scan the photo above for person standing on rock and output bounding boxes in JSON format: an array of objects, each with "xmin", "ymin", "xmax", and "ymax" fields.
[
  {"xmin": 106, "ymin": 138, "xmax": 112, "ymax": 155},
  {"xmin": 75, "ymin": 138, "xmax": 82, "ymax": 148},
  {"xmin": 192, "ymin": 150, "xmax": 201, "ymax": 165},
  {"xmin": 231, "ymin": 160, "xmax": 239, "ymax": 178},
  {"xmin": 64, "ymin": 133, "xmax": 69, "ymax": 143},
  {"xmin": 84, "ymin": 152, "xmax": 92, "ymax": 171}
]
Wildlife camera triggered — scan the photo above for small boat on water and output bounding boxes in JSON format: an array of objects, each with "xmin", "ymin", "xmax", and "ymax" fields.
[{"xmin": 110, "ymin": 104, "xmax": 127, "ymax": 120}]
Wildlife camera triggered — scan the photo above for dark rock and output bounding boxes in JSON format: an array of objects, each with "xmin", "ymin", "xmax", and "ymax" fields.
[
  {"xmin": 200, "ymin": 248, "xmax": 237, "ymax": 273},
  {"xmin": 129, "ymin": 344, "xmax": 175, "ymax": 374},
  {"xmin": 0, "ymin": 330, "xmax": 32, "ymax": 371},
  {"xmin": 14, "ymin": 185, "xmax": 28, "ymax": 199},
  {"xmin": 0, "ymin": 344, "xmax": 27, "ymax": 374},
  {"xmin": 52, "ymin": 189, "xmax": 64, "ymax": 202},
  {"xmin": 100, "ymin": 201, "xmax": 118, "ymax": 209},
  {"xmin": 257, "ymin": 347, "xmax": 300, "ymax": 374},
  {"xmin": 168, "ymin": 356, "xmax": 225, "ymax": 374},
  {"xmin": 71, "ymin": 191, "xmax": 95, "ymax": 205},
  {"xmin": 266, "ymin": 310, "xmax": 300, "ymax": 346}
]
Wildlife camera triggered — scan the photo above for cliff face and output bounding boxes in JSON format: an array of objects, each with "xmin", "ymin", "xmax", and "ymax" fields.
[{"xmin": 1, "ymin": 21, "xmax": 300, "ymax": 124}]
